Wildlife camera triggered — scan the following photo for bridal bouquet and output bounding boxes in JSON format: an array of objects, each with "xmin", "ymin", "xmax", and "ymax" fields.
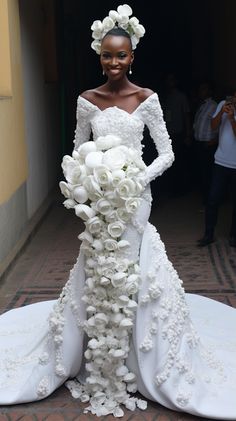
[{"xmin": 59, "ymin": 135, "xmax": 147, "ymax": 417}]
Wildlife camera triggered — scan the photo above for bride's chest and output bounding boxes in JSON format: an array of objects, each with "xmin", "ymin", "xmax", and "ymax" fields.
[{"xmin": 90, "ymin": 108, "xmax": 145, "ymax": 150}]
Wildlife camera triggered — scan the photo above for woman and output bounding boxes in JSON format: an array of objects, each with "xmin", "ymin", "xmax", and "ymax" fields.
[{"xmin": 0, "ymin": 4, "xmax": 236, "ymax": 419}]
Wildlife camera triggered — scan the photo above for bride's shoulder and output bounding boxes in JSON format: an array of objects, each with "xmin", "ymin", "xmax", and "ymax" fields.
[
  {"xmin": 79, "ymin": 89, "xmax": 97, "ymax": 103},
  {"xmin": 137, "ymin": 88, "xmax": 155, "ymax": 102}
]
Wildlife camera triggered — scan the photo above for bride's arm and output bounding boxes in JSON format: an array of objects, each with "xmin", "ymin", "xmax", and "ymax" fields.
[
  {"xmin": 142, "ymin": 94, "xmax": 174, "ymax": 185},
  {"xmin": 73, "ymin": 97, "xmax": 92, "ymax": 150}
]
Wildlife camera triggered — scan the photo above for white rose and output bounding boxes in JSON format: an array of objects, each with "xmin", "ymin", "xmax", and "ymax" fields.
[
  {"xmin": 112, "ymin": 169, "xmax": 125, "ymax": 187},
  {"xmin": 128, "ymin": 149, "xmax": 146, "ymax": 170},
  {"xmin": 95, "ymin": 134, "xmax": 122, "ymax": 150},
  {"xmin": 131, "ymin": 34, "xmax": 139, "ymax": 50},
  {"xmin": 83, "ymin": 176, "xmax": 103, "ymax": 201},
  {"xmin": 109, "ymin": 10, "xmax": 119, "ymax": 21},
  {"xmin": 125, "ymin": 398, "xmax": 136, "ymax": 411},
  {"xmin": 94, "ymin": 165, "xmax": 112, "ymax": 186},
  {"xmin": 78, "ymin": 230, "xmax": 93, "ymax": 244},
  {"xmin": 63, "ymin": 198, "xmax": 76, "ymax": 209},
  {"xmin": 77, "ymin": 141, "xmax": 97, "ymax": 158},
  {"xmin": 86, "ymin": 216, "xmax": 103, "ymax": 234},
  {"xmin": 91, "ymin": 40, "xmax": 101, "ymax": 55},
  {"xmin": 134, "ymin": 24, "xmax": 145, "ymax": 38},
  {"xmin": 59, "ymin": 181, "xmax": 72, "ymax": 199},
  {"xmin": 74, "ymin": 204, "xmax": 96, "ymax": 221},
  {"xmin": 72, "ymin": 150, "xmax": 80, "ymax": 160},
  {"xmin": 104, "ymin": 238, "xmax": 118, "ymax": 251},
  {"xmin": 85, "ymin": 151, "xmax": 103, "ymax": 169},
  {"xmin": 105, "ymin": 210, "xmax": 118, "ymax": 223},
  {"xmin": 103, "ymin": 147, "xmax": 126, "ymax": 170},
  {"xmin": 117, "ymin": 240, "xmax": 130, "ymax": 250},
  {"xmin": 111, "ymin": 272, "xmax": 127, "ymax": 288},
  {"xmin": 91, "ymin": 20, "xmax": 103, "ymax": 32},
  {"xmin": 125, "ymin": 197, "xmax": 140, "ymax": 213},
  {"xmin": 118, "ymin": 16, "xmax": 129, "ymax": 27},
  {"xmin": 125, "ymin": 274, "xmax": 140, "ymax": 295},
  {"xmin": 116, "ymin": 179, "xmax": 136, "ymax": 198},
  {"xmin": 62, "ymin": 158, "xmax": 83, "ymax": 184},
  {"xmin": 117, "ymin": 4, "xmax": 133, "ymax": 16},
  {"xmin": 104, "ymin": 191, "xmax": 122, "ymax": 207},
  {"xmin": 102, "ymin": 16, "xmax": 115, "ymax": 32},
  {"xmin": 137, "ymin": 399, "xmax": 147, "ymax": 410},
  {"xmin": 96, "ymin": 198, "xmax": 112, "ymax": 215},
  {"xmin": 73, "ymin": 186, "xmax": 89, "ymax": 203},
  {"xmin": 61, "ymin": 155, "xmax": 74, "ymax": 172},
  {"xmin": 94, "ymin": 313, "xmax": 108, "ymax": 326},
  {"xmin": 92, "ymin": 30, "xmax": 102, "ymax": 40},
  {"xmin": 117, "ymin": 207, "xmax": 131, "ymax": 223},
  {"xmin": 115, "ymin": 259, "xmax": 129, "ymax": 273},
  {"xmin": 92, "ymin": 239, "xmax": 104, "ymax": 252},
  {"xmin": 129, "ymin": 16, "xmax": 139, "ymax": 27},
  {"xmin": 125, "ymin": 166, "xmax": 140, "ymax": 177},
  {"xmin": 108, "ymin": 221, "xmax": 125, "ymax": 238}
]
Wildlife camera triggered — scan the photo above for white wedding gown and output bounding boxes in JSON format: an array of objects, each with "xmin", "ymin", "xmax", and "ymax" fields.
[{"xmin": 1, "ymin": 93, "xmax": 236, "ymax": 419}]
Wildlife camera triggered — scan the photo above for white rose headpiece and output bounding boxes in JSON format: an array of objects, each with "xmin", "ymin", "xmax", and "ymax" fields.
[{"xmin": 91, "ymin": 4, "xmax": 145, "ymax": 55}]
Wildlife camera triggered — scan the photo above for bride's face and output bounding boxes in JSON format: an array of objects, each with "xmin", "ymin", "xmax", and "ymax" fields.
[{"xmin": 100, "ymin": 35, "xmax": 134, "ymax": 80}]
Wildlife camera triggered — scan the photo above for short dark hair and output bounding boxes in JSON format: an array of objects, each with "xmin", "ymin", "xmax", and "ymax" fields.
[{"xmin": 102, "ymin": 27, "xmax": 132, "ymax": 48}]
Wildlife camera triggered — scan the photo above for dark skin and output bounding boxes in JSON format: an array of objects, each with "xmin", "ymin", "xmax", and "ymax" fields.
[{"xmin": 81, "ymin": 35, "xmax": 153, "ymax": 113}]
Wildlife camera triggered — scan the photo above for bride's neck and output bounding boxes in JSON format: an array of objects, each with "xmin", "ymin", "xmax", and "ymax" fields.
[{"xmin": 105, "ymin": 77, "xmax": 132, "ymax": 94}]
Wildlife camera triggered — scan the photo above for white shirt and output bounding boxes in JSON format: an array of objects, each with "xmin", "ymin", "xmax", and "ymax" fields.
[{"xmin": 213, "ymin": 100, "xmax": 236, "ymax": 169}]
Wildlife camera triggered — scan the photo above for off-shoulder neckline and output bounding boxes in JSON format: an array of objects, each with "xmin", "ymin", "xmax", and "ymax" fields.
[{"xmin": 78, "ymin": 92, "xmax": 157, "ymax": 116}]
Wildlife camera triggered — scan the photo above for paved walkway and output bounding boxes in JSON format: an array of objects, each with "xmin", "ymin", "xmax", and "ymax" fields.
[{"xmin": 0, "ymin": 189, "xmax": 235, "ymax": 421}]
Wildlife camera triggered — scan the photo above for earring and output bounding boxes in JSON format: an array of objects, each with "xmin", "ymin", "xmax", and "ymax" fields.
[
  {"xmin": 129, "ymin": 64, "xmax": 132, "ymax": 75},
  {"xmin": 102, "ymin": 69, "xmax": 105, "ymax": 76}
]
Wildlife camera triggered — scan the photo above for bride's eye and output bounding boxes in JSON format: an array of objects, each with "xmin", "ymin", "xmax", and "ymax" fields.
[
  {"xmin": 101, "ymin": 53, "xmax": 110, "ymax": 59},
  {"xmin": 118, "ymin": 52, "xmax": 127, "ymax": 59}
]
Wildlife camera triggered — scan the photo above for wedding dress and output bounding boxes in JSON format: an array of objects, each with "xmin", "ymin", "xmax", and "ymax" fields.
[{"xmin": 0, "ymin": 93, "xmax": 236, "ymax": 419}]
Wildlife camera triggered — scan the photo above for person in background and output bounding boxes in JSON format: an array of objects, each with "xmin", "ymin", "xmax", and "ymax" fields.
[
  {"xmin": 198, "ymin": 88, "xmax": 236, "ymax": 247},
  {"xmin": 193, "ymin": 81, "xmax": 218, "ymax": 205}
]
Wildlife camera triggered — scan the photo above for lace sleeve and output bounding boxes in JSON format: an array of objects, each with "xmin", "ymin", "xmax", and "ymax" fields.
[
  {"xmin": 142, "ymin": 94, "xmax": 174, "ymax": 184},
  {"xmin": 73, "ymin": 96, "xmax": 92, "ymax": 150}
]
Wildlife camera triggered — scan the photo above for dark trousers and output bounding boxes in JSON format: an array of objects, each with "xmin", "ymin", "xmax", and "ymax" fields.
[
  {"xmin": 195, "ymin": 141, "xmax": 216, "ymax": 204},
  {"xmin": 205, "ymin": 163, "xmax": 236, "ymax": 238}
]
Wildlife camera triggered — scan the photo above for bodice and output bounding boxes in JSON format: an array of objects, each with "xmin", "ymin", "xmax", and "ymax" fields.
[
  {"xmin": 73, "ymin": 93, "xmax": 175, "ymax": 185},
  {"xmin": 90, "ymin": 107, "xmax": 145, "ymax": 153}
]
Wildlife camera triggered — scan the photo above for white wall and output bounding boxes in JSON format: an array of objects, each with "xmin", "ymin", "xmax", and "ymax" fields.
[{"xmin": 19, "ymin": 0, "xmax": 61, "ymax": 218}]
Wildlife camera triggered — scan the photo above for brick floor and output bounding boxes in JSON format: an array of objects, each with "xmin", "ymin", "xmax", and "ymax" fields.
[{"xmin": 0, "ymin": 190, "xmax": 235, "ymax": 420}]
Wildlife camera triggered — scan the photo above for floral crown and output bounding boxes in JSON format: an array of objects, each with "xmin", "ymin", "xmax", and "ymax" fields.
[{"xmin": 91, "ymin": 4, "xmax": 145, "ymax": 55}]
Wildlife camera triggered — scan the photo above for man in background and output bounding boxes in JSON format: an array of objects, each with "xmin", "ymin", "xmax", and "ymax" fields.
[{"xmin": 198, "ymin": 89, "xmax": 236, "ymax": 247}]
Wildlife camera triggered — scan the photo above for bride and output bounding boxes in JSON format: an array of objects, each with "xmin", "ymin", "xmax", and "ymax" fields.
[{"xmin": 0, "ymin": 4, "xmax": 236, "ymax": 419}]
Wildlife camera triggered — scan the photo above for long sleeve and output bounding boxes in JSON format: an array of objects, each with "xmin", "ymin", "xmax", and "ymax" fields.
[
  {"xmin": 73, "ymin": 96, "xmax": 92, "ymax": 150},
  {"xmin": 142, "ymin": 94, "xmax": 175, "ymax": 184}
]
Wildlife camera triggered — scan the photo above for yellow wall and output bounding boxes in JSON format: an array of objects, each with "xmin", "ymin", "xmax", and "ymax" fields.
[
  {"xmin": 0, "ymin": 0, "xmax": 27, "ymax": 205},
  {"xmin": 0, "ymin": 0, "xmax": 12, "ymax": 97}
]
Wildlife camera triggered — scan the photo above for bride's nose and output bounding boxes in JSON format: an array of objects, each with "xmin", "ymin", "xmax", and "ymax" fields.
[{"xmin": 110, "ymin": 56, "xmax": 119, "ymax": 66}]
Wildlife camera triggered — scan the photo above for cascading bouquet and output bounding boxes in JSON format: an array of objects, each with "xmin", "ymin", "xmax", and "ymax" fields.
[{"xmin": 59, "ymin": 135, "xmax": 147, "ymax": 417}]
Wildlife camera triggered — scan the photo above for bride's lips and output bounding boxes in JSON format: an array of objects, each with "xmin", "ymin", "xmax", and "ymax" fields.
[{"xmin": 108, "ymin": 69, "xmax": 122, "ymax": 75}]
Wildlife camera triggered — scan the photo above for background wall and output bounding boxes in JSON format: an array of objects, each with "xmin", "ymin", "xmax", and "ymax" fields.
[
  {"xmin": 19, "ymin": 0, "xmax": 61, "ymax": 218},
  {"xmin": 0, "ymin": 0, "xmax": 61, "ymax": 271}
]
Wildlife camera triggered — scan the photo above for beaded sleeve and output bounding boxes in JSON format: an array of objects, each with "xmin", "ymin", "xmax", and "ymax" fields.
[
  {"xmin": 141, "ymin": 94, "xmax": 175, "ymax": 184},
  {"xmin": 73, "ymin": 96, "xmax": 92, "ymax": 150}
]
